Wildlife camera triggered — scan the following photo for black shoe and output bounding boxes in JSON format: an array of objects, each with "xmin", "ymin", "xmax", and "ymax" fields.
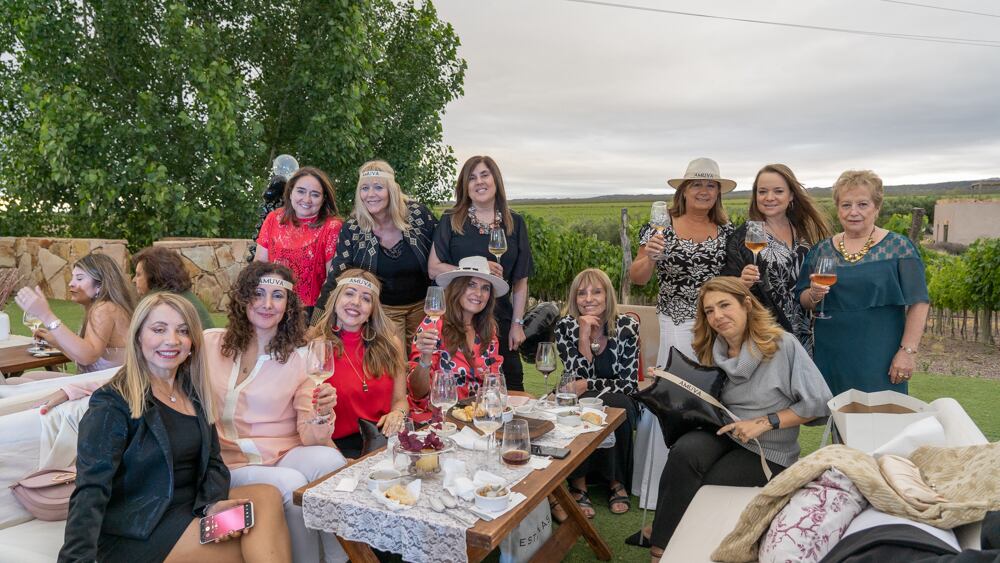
[{"xmin": 625, "ymin": 529, "xmax": 652, "ymax": 548}]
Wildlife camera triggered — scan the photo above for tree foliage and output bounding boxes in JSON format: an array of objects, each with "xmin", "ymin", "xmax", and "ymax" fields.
[{"xmin": 0, "ymin": 1, "xmax": 465, "ymax": 248}]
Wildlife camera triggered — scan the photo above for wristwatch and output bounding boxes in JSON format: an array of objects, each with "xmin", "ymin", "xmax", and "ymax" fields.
[
  {"xmin": 766, "ymin": 413, "xmax": 780, "ymax": 430},
  {"xmin": 899, "ymin": 345, "xmax": 918, "ymax": 355},
  {"xmin": 513, "ymin": 318, "xmax": 525, "ymax": 326}
]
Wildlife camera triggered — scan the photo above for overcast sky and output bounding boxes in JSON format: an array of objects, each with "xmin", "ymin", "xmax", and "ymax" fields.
[{"xmin": 433, "ymin": 0, "xmax": 1000, "ymax": 198}]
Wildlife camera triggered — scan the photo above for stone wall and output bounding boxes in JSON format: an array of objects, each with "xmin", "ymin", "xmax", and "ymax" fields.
[
  {"xmin": 0, "ymin": 237, "xmax": 130, "ymax": 300},
  {"xmin": 153, "ymin": 238, "xmax": 251, "ymax": 312}
]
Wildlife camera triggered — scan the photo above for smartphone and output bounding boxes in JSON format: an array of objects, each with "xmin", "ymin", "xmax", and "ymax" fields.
[
  {"xmin": 530, "ymin": 444, "xmax": 571, "ymax": 459},
  {"xmin": 199, "ymin": 502, "xmax": 254, "ymax": 544}
]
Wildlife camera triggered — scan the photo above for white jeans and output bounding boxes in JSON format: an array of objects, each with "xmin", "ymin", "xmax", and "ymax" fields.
[
  {"xmin": 655, "ymin": 313, "xmax": 696, "ymax": 365},
  {"xmin": 230, "ymin": 445, "xmax": 347, "ymax": 563}
]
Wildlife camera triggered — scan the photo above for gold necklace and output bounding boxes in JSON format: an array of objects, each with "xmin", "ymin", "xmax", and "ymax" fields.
[
  {"xmin": 837, "ymin": 227, "xmax": 876, "ymax": 263},
  {"xmin": 342, "ymin": 346, "xmax": 369, "ymax": 392}
]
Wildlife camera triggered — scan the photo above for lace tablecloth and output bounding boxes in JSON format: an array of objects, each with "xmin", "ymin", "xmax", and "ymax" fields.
[{"xmin": 303, "ymin": 445, "xmax": 533, "ymax": 563}]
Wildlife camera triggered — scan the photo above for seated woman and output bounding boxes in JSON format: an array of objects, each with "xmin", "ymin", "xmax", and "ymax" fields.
[
  {"xmin": 132, "ymin": 245, "xmax": 215, "ymax": 328},
  {"xmin": 44, "ymin": 263, "xmax": 346, "ymax": 562},
  {"xmin": 312, "ymin": 269, "xmax": 409, "ymax": 459},
  {"xmin": 59, "ymin": 292, "xmax": 290, "ymax": 563},
  {"xmin": 408, "ymin": 256, "xmax": 507, "ymax": 421},
  {"xmin": 16, "ymin": 252, "xmax": 135, "ymax": 373},
  {"xmin": 553, "ymin": 268, "xmax": 640, "ymax": 519},
  {"xmin": 639, "ymin": 276, "xmax": 832, "ymax": 560}
]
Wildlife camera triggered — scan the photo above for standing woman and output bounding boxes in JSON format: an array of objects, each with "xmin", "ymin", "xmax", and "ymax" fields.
[
  {"xmin": 629, "ymin": 158, "xmax": 735, "ymax": 363},
  {"xmin": 312, "ymin": 269, "xmax": 409, "ymax": 459},
  {"xmin": 796, "ymin": 170, "xmax": 929, "ymax": 395},
  {"xmin": 428, "ymin": 156, "xmax": 534, "ymax": 392},
  {"xmin": 255, "ymin": 166, "xmax": 343, "ymax": 316},
  {"xmin": 314, "ymin": 160, "xmax": 438, "ymax": 344},
  {"xmin": 722, "ymin": 164, "xmax": 832, "ymax": 347},
  {"xmin": 16, "ymin": 253, "xmax": 135, "ymax": 373},
  {"xmin": 554, "ymin": 268, "xmax": 640, "ymax": 519}
]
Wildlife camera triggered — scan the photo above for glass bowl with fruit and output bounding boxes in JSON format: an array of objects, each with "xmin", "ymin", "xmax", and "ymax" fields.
[{"xmin": 393, "ymin": 430, "xmax": 457, "ymax": 476}]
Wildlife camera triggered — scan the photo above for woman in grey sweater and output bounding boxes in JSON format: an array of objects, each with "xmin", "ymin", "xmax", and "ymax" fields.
[{"xmin": 645, "ymin": 276, "xmax": 832, "ymax": 559}]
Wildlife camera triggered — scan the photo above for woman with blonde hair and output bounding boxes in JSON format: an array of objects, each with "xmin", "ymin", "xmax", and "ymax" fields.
[
  {"xmin": 723, "ymin": 164, "xmax": 832, "ymax": 347},
  {"xmin": 553, "ymin": 268, "xmax": 640, "ymax": 519},
  {"xmin": 314, "ymin": 160, "xmax": 437, "ymax": 344},
  {"xmin": 16, "ymin": 252, "xmax": 135, "ymax": 373},
  {"xmin": 313, "ymin": 269, "xmax": 409, "ymax": 458},
  {"xmin": 60, "ymin": 293, "xmax": 290, "ymax": 562},
  {"xmin": 638, "ymin": 277, "xmax": 831, "ymax": 559}
]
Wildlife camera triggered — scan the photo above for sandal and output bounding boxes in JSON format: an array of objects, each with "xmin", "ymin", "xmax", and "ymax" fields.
[
  {"xmin": 608, "ymin": 484, "xmax": 631, "ymax": 514},
  {"xmin": 548, "ymin": 494, "xmax": 568, "ymax": 524},
  {"xmin": 568, "ymin": 485, "xmax": 595, "ymax": 519}
]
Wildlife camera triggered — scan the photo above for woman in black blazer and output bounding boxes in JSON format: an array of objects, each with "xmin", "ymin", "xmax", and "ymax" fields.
[{"xmin": 59, "ymin": 293, "xmax": 291, "ymax": 563}]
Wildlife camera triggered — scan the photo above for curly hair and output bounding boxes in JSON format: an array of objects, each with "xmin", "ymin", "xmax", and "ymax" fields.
[
  {"xmin": 691, "ymin": 276, "xmax": 784, "ymax": 366},
  {"xmin": 131, "ymin": 246, "xmax": 193, "ymax": 294},
  {"xmin": 221, "ymin": 262, "xmax": 307, "ymax": 364}
]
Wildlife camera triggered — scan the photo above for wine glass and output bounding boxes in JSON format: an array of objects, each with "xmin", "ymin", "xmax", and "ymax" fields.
[
  {"xmin": 22, "ymin": 311, "xmax": 43, "ymax": 347},
  {"xmin": 305, "ymin": 339, "xmax": 335, "ymax": 424},
  {"xmin": 648, "ymin": 201, "xmax": 670, "ymax": 260},
  {"xmin": 430, "ymin": 370, "xmax": 458, "ymax": 419},
  {"xmin": 424, "ymin": 286, "xmax": 445, "ymax": 323},
  {"xmin": 474, "ymin": 385, "xmax": 504, "ymax": 469},
  {"xmin": 500, "ymin": 419, "xmax": 531, "ymax": 466},
  {"xmin": 535, "ymin": 342, "xmax": 557, "ymax": 384},
  {"xmin": 744, "ymin": 221, "xmax": 767, "ymax": 268},
  {"xmin": 555, "ymin": 372, "xmax": 579, "ymax": 408},
  {"xmin": 810, "ymin": 256, "xmax": 838, "ymax": 320},
  {"xmin": 488, "ymin": 226, "xmax": 507, "ymax": 262},
  {"xmin": 484, "ymin": 368, "xmax": 508, "ymax": 409}
]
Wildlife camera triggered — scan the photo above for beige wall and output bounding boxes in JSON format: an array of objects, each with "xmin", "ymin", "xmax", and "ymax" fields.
[
  {"xmin": 933, "ymin": 200, "xmax": 1000, "ymax": 245},
  {"xmin": 0, "ymin": 237, "xmax": 130, "ymax": 300}
]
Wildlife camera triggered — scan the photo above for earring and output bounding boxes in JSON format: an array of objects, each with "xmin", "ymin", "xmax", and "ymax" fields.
[{"xmin": 362, "ymin": 322, "xmax": 376, "ymax": 343}]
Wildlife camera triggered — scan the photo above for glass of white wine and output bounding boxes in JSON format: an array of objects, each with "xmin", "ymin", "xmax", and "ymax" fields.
[
  {"xmin": 22, "ymin": 311, "xmax": 43, "ymax": 347},
  {"xmin": 649, "ymin": 201, "xmax": 670, "ymax": 260},
  {"xmin": 488, "ymin": 226, "xmax": 507, "ymax": 262},
  {"xmin": 305, "ymin": 339, "xmax": 335, "ymax": 424},
  {"xmin": 424, "ymin": 286, "xmax": 445, "ymax": 323},
  {"xmin": 474, "ymin": 385, "xmax": 504, "ymax": 469},
  {"xmin": 745, "ymin": 220, "xmax": 767, "ymax": 268}
]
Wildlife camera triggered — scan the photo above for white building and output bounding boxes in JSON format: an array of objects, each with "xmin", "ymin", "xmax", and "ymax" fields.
[{"xmin": 933, "ymin": 199, "xmax": 1000, "ymax": 245}]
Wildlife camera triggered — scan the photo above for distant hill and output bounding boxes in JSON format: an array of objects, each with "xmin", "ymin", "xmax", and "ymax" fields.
[{"xmin": 505, "ymin": 178, "xmax": 1000, "ymax": 204}]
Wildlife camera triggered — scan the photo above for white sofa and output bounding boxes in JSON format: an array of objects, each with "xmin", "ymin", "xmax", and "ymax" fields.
[
  {"xmin": 661, "ymin": 397, "xmax": 991, "ymax": 562},
  {"xmin": 0, "ymin": 368, "xmax": 116, "ymax": 562}
]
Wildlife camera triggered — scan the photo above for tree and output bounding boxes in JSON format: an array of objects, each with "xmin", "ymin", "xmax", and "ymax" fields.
[{"xmin": 0, "ymin": 1, "xmax": 465, "ymax": 248}]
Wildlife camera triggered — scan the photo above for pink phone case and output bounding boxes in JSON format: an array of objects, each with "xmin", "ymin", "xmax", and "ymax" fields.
[{"xmin": 199, "ymin": 502, "xmax": 254, "ymax": 544}]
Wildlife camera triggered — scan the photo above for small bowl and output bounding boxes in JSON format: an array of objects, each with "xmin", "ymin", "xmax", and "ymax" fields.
[
  {"xmin": 366, "ymin": 469, "xmax": 402, "ymax": 492},
  {"xmin": 474, "ymin": 484, "xmax": 511, "ymax": 513},
  {"xmin": 431, "ymin": 421, "xmax": 458, "ymax": 437},
  {"xmin": 502, "ymin": 406, "xmax": 515, "ymax": 423},
  {"xmin": 579, "ymin": 397, "xmax": 604, "ymax": 410},
  {"xmin": 557, "ymin": 413, "xmax": 582, "ymax": 427}
]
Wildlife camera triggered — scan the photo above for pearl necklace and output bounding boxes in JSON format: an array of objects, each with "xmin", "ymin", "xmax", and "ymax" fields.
[{"xmin": 837, "ymin": 227, "xmax": 877, "ymax": 263}]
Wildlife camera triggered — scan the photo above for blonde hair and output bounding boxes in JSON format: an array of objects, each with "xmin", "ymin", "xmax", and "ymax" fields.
[
  {"xmin": 313, "ymin": 269, "xmax": 405, "ymax": 380},
  {"xmin": 108, "ymin": 293, "xmax": 213, "ymax": 421},
  {"xmin": 353, "ymin": 160, "xmax": 411, "ymax": 232},
  {"xmin": 74, "ymin": 253, "xmax": 136, "ymax": 338},
  {"xmin": 691, "ymin": 277, "xmax": 784, "ymax": 366},
  {"xmin": 670, "ymin": 180, "xmax": 729, "ymax": 225},
  {"xmin": 832, "ymin": 169, "xmax": 884, "ymax": 209},
  {"xmin": 563, "ymin": 268, "xmax": 618, "ymax": 337}
]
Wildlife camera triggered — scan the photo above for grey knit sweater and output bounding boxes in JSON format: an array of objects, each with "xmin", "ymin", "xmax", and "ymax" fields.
[{"xmin": 714, "ymin": 332, "xmax": 832, "ymax": 468}]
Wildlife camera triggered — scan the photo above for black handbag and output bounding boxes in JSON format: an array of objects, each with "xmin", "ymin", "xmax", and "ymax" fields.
[
  {"xmin": 358, "ymin": 418, "xmax": 387, "ymax": 456},
  {"xmin": 518, "ymin": 301, "xmax": 560, "ymax": 363},
  {"xmin": 630, "ymin": 346, "xmax": 728, "ymax": 448}
]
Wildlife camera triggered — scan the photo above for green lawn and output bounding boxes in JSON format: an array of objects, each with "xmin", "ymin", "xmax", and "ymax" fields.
[{"xmin": 6, "ymin": 300, "xmax": 998, "ymax": 562}]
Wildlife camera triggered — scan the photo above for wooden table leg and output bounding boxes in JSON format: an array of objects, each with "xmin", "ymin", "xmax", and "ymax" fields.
[
  {"xmin": 528, "ymin": 484, "xmax": 613, "ymax": 561},
  {"xmin": 337, "ymin": 537, "xmax": 380, "ymax": 563}
]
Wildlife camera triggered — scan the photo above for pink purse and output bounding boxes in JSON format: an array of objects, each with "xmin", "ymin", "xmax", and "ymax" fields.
[{"xmin": 9, "ymin": 467, "xmax": 76, "ymax": 521}]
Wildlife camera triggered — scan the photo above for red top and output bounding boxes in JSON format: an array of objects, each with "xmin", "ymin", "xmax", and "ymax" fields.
[
  {"xmin": 325, "ymin": 329, "xmax": 394, "ymax": 440},
  {"xmin": 256, "ymin": 209, "xmax": 343, "ymax": 306},
  {"xmin": 407, "ymin": 315, "xmax": 503, "ymax": 421}
]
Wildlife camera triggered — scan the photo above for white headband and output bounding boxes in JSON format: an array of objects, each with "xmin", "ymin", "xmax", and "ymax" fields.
[
  {"xmin": 359, "ymin": 169, "xmax": 395, "ymax": 181},
  {"xmin": 337, "ymin": 277, "xmax": 380, "ymax": 295},
  {"xmin": 259, "ymin": 276, "xmax": 294, "ymax": 291}
]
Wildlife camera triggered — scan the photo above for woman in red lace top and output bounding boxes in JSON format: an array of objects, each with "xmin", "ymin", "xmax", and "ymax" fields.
[{"xmin": 255, "ymin": 166, "xmax": 343, "ymax": 312}]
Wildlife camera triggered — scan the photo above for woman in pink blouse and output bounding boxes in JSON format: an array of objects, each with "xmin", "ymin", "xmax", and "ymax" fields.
[
  {"xmin": 42, "ymin": 262, "xmax": 347, "ymax": 563},
  {"xmin": 408, "ymin": 256, "xmax": 507, "ymax": 422}
]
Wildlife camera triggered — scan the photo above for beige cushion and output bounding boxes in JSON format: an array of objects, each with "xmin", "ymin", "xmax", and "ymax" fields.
[
  {"xmin": 662, "ymin": 485, "xmax": 761, "ymax": 562},
  {"xmin": 0, "ymin": 518, "xmax": 65, "ymax": 562}
]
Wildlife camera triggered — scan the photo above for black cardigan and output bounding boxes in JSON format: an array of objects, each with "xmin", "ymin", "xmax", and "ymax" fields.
[
  {"xmin": 721, "ymin": 222, "xmax": 796, "ymax": 335},
  {"xmin": 59, "ymin": 385, "xmax": 229, "ymax": 562}
]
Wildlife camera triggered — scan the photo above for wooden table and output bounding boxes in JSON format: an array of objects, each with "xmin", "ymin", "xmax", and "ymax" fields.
[
  {"xmin": 0, "ymin": 344, "xmax": 70, "ymax": 378},
  {"xmin": 295, "ymin": 407, "xmax": 625, "ymax": 563}
]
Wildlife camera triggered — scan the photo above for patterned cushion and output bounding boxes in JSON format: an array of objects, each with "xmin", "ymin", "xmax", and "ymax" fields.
[{"xmin": 759, "ymin": 468, "xmax": 868, "ymax": 563}]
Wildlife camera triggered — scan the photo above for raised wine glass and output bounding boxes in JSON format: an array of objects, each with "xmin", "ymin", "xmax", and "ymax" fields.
[
  {"xmin": 424, "ymin": 286, "xmax": 446, "ymax": 323},
  {"xmin": 535, "ymin": 342, "xmax": 557, "ymax": 384},
  {"xmin": 22, "ymin": 310, "xmax": 43, "ymax": 347},
  {"xmin": 488, "ymin": 226, "xmax": 507, "ymax": 262},
  {"xmin": 305, "ymin": 339, "xmax": 335, "ymax": 424},
  {"xmin": 430, "ymin": 370, "xmax": 458, "ymax": 420},
  {"xmin": 811, "ymin": 256, "xmax": 838, "ymax": 320},
  {"xmin": 744, "ymin": 221, "xmax": 767, "ymax": 268},
  {"xmin": 648, "ymin": 201, "xmax": 670, "ymax": 260}
]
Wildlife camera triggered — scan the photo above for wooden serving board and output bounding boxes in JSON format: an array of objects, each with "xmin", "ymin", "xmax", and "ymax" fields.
[{"xmin": 447, "ymin": 410, "xmax": 554, "ymax": 440}]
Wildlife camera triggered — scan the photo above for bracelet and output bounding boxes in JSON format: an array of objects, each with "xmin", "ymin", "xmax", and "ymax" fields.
[
  {"xmin": 45, "ymin": 318, "xmax": 63, "ymax": 331},
  {"xmin": 418, "ymin": 357, "xmax": 432, "ymax": 369}
]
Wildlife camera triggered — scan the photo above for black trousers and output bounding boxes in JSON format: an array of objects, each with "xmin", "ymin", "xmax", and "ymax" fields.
[
  {"xmin": 570, "ymin": 391, "xmax": 638, "ymax": 488},
  {"xmin": 650, "ymin": 430, "xmax": 786, "ymax": 549},
  {"xmin": 497, "ymin": 318, "xmax": 525, "ymax": 392}
]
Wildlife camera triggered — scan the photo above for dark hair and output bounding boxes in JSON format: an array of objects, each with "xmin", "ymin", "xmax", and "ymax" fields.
[
  {"xmin": 131, "ymin": 247, "xmax": 192, "ymax": 293},
  {"xmin": 441, "ymin": 276, "xmax": 497, "ymax": 357},
  {"xmin": 448, "ymin": 156, "xmax": 514, "ymax": 236},
  {"xmin": 221, "ymin": 262, "xmax": 307, "ymax": 364},
  {"xmin": 280, "ymin": 166, "xmax": 340, "ymax": 228},
  {"xmin": 670, "ymin": 180, "xmax": 729, "ymax": 225},
  {"xmin": 749, "ymin": 164, "xmax": 832, "ymax": 245}
]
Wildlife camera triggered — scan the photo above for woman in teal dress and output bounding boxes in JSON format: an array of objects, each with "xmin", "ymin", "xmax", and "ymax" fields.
[{"xmin": 795, "ymin": 170, "xmax": 929, "ymax": 395}]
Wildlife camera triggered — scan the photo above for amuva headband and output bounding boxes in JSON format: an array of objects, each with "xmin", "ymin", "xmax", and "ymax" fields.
[
  {"xmin": 258, "ymin": 276, "xmax": 295, "ymax": 291},
  {"xmin": 337, "ymin": 276, "xmax": 380, "ymax": 295}
]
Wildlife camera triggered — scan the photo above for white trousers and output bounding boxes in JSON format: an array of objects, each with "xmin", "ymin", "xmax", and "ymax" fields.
[{"xmin": 230, "ymin": 445, "xmax": 347, "ymax": 563}]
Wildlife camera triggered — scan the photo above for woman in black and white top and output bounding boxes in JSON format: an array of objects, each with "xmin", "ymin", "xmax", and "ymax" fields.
[
  {"xmin": 722, "ymin": 164, "xmax": 831, "ymax": 348},
  {"xmin": 629, "ymin": 158, "xmax": 734, "ymax": 363},
  {"xmin": 554, "ymin": 268, "xmax": 640, "ymax": 520}
]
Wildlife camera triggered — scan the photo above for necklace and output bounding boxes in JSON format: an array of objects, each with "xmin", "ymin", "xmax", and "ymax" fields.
[
  {"xmin": 590, "ymin": 339, "xmax": 601, "ymax": 354},
  {"xmin": 837, "ymin": 226, "xmax": 877, "ymax": 263},
  {"xmin": 154, "ymin": 383, "xmax": 178, "ymax": 403},
  {"xmin": 342, "ymin": 348, "xmax": 369, "ymax": 392}
]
